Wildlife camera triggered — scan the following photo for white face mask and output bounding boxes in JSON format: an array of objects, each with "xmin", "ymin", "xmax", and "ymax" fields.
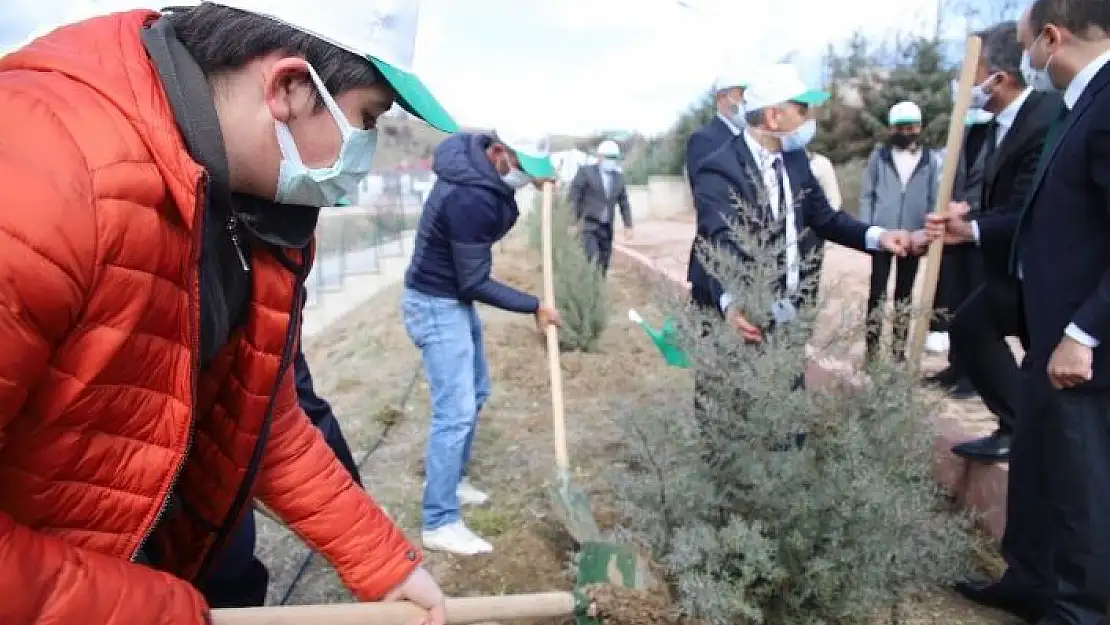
[
  {"xmin": 274, "ymin": 63, "xmax": 378, "ymax": 207},
  {"xmin": 501, "ymin": 157, "xmax": 532, "ymax": 189},
  {"xmin": 968, "ymin": 73, "xmax": 1000, "ymax": 110},
  {"xmin": 727, "ymin": 96, "xmax": 747, "ymax": 128},
  {"xmin": 1022, "ymin": 36, "xmax": 1059, "ymax": 93}
]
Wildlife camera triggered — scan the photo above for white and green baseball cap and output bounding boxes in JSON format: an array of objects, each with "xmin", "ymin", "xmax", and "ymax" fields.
[
  {"xmin": 743, "ymin": 63, "xmax": 829, "ymax": 110},
  {"xmin": 500, "ymin": 133, "xmax": 555, "ymax": 180},
  {"xmin": 888, "ymin": 101, "xmax": 923, "ymax": 126},
  {"xmin": 211, "ymin": 0, "xmax": 458, "ymax": 133}
]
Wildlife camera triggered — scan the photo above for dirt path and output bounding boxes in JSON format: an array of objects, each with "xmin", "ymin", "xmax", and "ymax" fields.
[{"xmin": 252, "ymin": 232, "xmax": 1020, "ymax": 625}]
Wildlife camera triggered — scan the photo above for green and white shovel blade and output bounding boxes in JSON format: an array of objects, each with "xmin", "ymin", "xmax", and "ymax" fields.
[
  {"xmin": 628, "ymin": 309, "xmax": 689, "ymax": 368},
  {"xmin": 577, "ymin": 540, "xmax": 656, "ymax": 590}
]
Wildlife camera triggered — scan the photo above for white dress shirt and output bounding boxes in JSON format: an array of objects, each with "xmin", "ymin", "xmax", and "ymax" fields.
[
  {"xmin": 718, "ymin": 129, "xmax": 884, "ymax": 313},
  {"xmin": 969, "ymin": 54, "xmax": 1110, "ymax": 348}
]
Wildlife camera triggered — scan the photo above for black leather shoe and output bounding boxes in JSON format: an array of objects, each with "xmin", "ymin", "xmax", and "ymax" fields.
[
  {"xmin": 924, "ymin": 365, "xmax": 959, "ymax": 386},
  {"xmin": 953, "ymin": 577, "xmax": 1048, "ymax": 623},
  {"xmin": 949, "ymin": 375, "xmax": 978, "ymax": 399},
  {"xmin": 952, "ymin": 431, "xmax": 1012, "ymax": 463}
]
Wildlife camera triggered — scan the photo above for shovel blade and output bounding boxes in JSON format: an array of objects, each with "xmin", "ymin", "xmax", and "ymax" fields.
[
  {"xmin": 576, "ymin": 541, "xmax": 656, "ymax": 591},
  {"xmin": 549, "ymin": 479, "xmax": 603, "ymax": 544}
]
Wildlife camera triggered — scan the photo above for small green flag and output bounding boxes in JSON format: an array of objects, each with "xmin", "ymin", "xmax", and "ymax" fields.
[{"xmin": 628, "ymin": 309, "xmax": 689, "ymax": 368}]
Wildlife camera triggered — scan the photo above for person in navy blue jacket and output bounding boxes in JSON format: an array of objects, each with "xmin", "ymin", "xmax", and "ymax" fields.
[
  {"xmin": 684, "ymin": 68, "xmax": 747, "ymax": 176},
  {"xmin": 402, "ymin": 131, "xmax": 560, "ymax": 556},
  {"xmin": 927, "ymin": 3, "xmax": 1110, "ymax": 623},
  {"xmin": 687, "ymin": 64, "xmax": 915, "ymax": 341}
]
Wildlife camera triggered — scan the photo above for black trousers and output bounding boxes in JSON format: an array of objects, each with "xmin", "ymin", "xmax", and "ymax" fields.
[
  {"xmin": 581, "ymin": 223, "xmax": 613, "ymax": 276},
  {"xmin": 949, "ymin": 282, "xmax": 1024, "ymax": 435},
  {"xmin": 1042, "ymin": 388, "xmax": 1110, "ymax": 624},
  {"xmin": 1002, "ymin": 383, "xmax": 1110, "ymax": 625},
  {"xmin": 866, "ymin": 252, "xmax": 920, "ymax": 359},
  {"xmin": 197, "ymin": 346, "xmax": 362, "ymax": 608}
]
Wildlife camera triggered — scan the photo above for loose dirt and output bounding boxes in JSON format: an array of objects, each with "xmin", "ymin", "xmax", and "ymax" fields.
[{"xmin": 252, "ymin": 234, "xmax": 1020, "ymax": 625}]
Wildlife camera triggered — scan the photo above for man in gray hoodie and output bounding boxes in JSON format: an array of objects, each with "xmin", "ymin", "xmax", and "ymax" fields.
[{"xmin": 859, "ymin": 101, "xmax": 940, "ymax": 361}]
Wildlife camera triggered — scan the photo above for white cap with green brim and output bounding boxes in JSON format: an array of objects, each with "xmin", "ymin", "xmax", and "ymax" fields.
[
  {"xmin": 499, "ymin": 133, "xmax": 555, "ymax": 180},
  {"xmin": 888, "ymin": 101, "xmax": 922, "ymax": 125},
  {"xmin": 742, "ymin": 62, "xmax": 829, "ymax": 111},
  {"xmin": 209, "ymin": 0, "xmax": 458, "ymax": 133}
]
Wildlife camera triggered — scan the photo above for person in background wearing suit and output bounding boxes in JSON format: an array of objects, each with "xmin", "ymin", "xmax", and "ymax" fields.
[
  {"xmin": 927, "ymin": 108, "xmax": 997, "ymax": 397},
  {"xmin": 858, "ymin": 101, "xmax": 940, "ymax": 362},
  {"xmin": 567, "ymin": 140, "xmax": 634, "ymax": 276},
  {"xmin": 929, "ymin": 3, "xmax": 1110, "ymax": 622},
  {"xmin": 687, "ymin": 63, "xmax": 915, "ymax": 349},
  {"xmin": 945, "ymin": 22, "xmax": 1061, "ymax": 465},
  {"xmin": 685, "ymin": 69, "xmax": 747, "ymax": 174}
]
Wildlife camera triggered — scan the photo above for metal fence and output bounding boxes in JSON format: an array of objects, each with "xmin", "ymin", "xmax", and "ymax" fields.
[{"xmin": 305, "ymin": 196, "xmax": 421, "ymax": 309}]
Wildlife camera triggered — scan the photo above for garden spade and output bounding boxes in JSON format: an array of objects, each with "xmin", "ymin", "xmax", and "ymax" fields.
[
  {"xmin": 538, "ymin": 181, "xmax": 658, "ymax": 595},
  {"xmin": 906, "ymin": 34, "xmax": 982, "ymax": 370}
]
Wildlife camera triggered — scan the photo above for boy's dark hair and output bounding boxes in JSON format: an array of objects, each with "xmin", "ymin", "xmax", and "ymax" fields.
[
  {"xmin": 165, "ymin": 3, "xmax": 385, "ymax": 106},
  {"xmin": 1029, "ymin": 0, "xmax": 1110, "ymax": 41}
]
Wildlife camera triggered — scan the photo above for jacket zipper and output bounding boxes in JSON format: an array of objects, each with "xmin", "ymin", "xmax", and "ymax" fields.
[
  {"xmin": 131, "ymin": 177, "xmax": 208, "ymax": 562},
  {"xmin": 195, "ymin": 251, "xmax": 307, "ymax": 580},
  {"xmin": 227, "ymin": 215, "xmax": 250, "ymax": 273}
]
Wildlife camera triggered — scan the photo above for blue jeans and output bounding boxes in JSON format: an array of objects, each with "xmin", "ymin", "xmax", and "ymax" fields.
[{"xmin": 402, "ymin": 288, "xmax": 492, "ymax": 531}]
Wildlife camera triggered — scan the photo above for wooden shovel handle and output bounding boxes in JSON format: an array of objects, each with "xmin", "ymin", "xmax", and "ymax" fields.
[
  {"xmin": 540, "ymin": 181, "xmax": 570, "ymax": 472},
  {"xmin": 906, "ymin": 35, "xmax": 983, "ymax": 370},
  {"xmin": 210, "ymin": 591, "xmax": 579, "ymax": 625}
]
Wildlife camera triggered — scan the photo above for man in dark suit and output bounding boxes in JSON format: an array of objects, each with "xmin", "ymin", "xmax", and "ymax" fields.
[
  {"xmin": 684, "ymin": 70, "xmax": 747, "ymax": 175},
  {"xmin": 930, "ymin": 3, "xmax": 1110, "ymax": 622},
  {"xmin": 927, "ymin": 111, "xmax": 994, "ymax": 398},
  {"xmin": 687, "ymin": 63, "xmax": 912, "ymax": 342},
  {"xmin": 945, "ymin": 22, "xmax": 1063, "ymax": 464},
  {"xmin": 567, "ymin": 140, "xmax": 633, "ymax": 276}
]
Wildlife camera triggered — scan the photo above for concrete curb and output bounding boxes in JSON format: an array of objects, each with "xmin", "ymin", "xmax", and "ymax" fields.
[{"xmin": 611, "ymin": 243, "xmax": 1009, "ymax": 540}]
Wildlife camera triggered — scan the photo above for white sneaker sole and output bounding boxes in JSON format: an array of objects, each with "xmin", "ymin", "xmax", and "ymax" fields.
[{"xmin": 421, "ymin": 535, "xmax": 493, "ymax": 556}]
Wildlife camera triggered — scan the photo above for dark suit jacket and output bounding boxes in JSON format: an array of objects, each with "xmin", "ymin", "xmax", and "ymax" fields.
[
  {"xmin": 685, "ymin": 116, "xmax": 737, "ymax": 176},
  {"xmin": 567, "ymin": 163, "xmax": 632, "ymax": 232},
  {"xmin": 686, "ymin": 134, "xmax": 870, "ymax": 312},
  {"xmin": 1007, "ymin": 65, "xmax": 1110, "ymax": 387},
  {"xmin": 975, "ymin": 91, "xmax": 1063, "ymax": 279},
  {"xmin": 951, "ymin": 123, "xmax": 991, "ymax": 211}
]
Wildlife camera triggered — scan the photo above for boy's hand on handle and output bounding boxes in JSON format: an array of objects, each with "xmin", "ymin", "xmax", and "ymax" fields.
[
  {"xmin": 535, "ymin": 304, "xmax": 562, "ymax": 330},
  {"xmin": 382, "ymin": 567, "xmax": 446, "ymax": 625}
]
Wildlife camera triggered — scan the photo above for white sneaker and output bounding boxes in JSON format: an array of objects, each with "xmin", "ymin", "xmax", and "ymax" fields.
[
  {"xmin": 925, "ymin": 331, "xmax": 950, "ymax": 354},
  {"xmin": 421, "ymin": 478, "xmax": 490, "ymax": 507},
  {"xmin": 457, "ymin": 478, "xmax": 489, "ymax": 506},
  {"xmin": 421, "ymin": 521, "xmax": 493, "ymax": 555}
]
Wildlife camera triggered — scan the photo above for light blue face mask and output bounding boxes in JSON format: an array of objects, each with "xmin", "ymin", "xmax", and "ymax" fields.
[
  {"xmin": 1021, "ymin": 47, "xmax": 1059, "ymax": 93},
  {"xmin": 780, "ymin": 118, "xmax": 817, "ymax": 152},
  {"xmin": 274, "ymin": 63, "xmax": 379, "ymax": 207}
]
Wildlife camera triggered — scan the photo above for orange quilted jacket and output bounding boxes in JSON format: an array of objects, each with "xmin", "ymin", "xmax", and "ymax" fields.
[{"xmin": 0, "ymin": 11, "xmax": 419, "ymax": 624}]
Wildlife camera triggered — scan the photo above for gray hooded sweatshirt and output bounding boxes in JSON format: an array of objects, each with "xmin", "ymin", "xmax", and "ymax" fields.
[{"xmin": 858, "ymin": 144, "xmax": 939, "ymax": 230}]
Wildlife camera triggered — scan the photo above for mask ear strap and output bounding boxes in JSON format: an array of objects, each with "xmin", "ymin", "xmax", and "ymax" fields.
[
  {"xmin": 302, "ymin": 63, "xmax": 358, "ymax": 138},
  {"xmin": 275, "ymin": 121, "xmax": 304, "ymax": 164}
]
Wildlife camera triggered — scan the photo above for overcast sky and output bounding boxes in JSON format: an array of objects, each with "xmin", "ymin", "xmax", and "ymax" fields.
[{"xmin": 1, "ymin": 0, "xmax": 972, "ymax": 136}]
